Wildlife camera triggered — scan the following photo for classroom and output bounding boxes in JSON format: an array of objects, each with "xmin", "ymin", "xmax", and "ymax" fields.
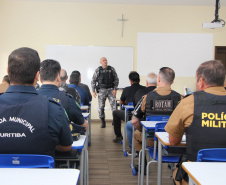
[{"xmin": 0, "ymin": 0, "xmax": 226, "ymax": 185}]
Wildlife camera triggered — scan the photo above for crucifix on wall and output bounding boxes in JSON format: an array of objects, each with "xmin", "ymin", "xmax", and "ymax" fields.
[{"xmin": 117, "ymin": 14, "xmax": 128, "ymax": 37}]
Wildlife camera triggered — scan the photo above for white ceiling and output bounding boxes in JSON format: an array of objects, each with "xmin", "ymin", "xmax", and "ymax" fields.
[{"xmin": 9, "ymin": 0, "xmax": 226, "ymax": 6}]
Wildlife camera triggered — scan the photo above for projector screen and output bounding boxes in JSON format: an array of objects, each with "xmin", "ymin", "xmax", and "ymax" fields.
[
  {"xmin": 46, "ymin": 45, "xmax": 134, "ymax": 89},
  {"xmin": 137, "ymin": 33, "xmax": 213, "ymax": 77}
]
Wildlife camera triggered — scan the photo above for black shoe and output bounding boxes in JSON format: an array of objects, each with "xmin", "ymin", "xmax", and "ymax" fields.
[
  {"xmin": 100, "ymin": 118, "xmax": 106, "ymax": 128},
  {"xmin": 100, "ymin": 123, "xmax": 106, "ymax": 128},
  {"xmin": 113, "ymin": 136, "xmax": 123, "ymax": 143}
]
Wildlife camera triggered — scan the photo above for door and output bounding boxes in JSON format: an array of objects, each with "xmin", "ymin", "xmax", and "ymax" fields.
[{"xmin": 215, "ymin": 46, "xmax": 226, "ymax": 70}]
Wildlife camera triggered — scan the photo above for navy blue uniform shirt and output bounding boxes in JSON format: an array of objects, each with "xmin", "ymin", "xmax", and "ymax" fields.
[
  {"xmin": 38, "ymin": 84, "xmax": 84, "ymax": 125},
  {"xmin": 68, "ymin": 84, "xmax": 89, "ymax": 106},
  {"xmin": 0, "ymin": 85, "xmax": 73, "ymax": 147}
]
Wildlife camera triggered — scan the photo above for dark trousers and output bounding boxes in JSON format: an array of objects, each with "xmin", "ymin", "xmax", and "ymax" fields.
[{"xmin": 113, "ymin": 110, "xmax": 125, "ymax": 137}]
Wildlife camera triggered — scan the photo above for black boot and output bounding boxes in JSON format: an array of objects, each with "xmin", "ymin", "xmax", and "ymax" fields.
[{"xmin": 100, "ymin": 118, "xmax": 106, "ymax": 128}]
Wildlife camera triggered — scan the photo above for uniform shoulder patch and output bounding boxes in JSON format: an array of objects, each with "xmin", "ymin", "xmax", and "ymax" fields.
[{"xmin": 48, "ymin": 97, "xmax": 61, "ymax": 105}]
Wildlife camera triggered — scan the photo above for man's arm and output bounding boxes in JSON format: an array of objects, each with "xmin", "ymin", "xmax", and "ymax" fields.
[
  {"xmin": 111, "ymin": 67, "xmax": 119, "ymax": 90},
  {"xmin": 165, "ymin": 97, "xmax": 193, "ymax": 146},
  {"xmin": 56, "ymin": 145, "xmax": 72, "ymax": 152},
  {"xmin": 68, "ymin": 97, "xmax": 87, "ymax": 127},
  {"xmin": 120, "ymin": 88, "xmax": 127, "ymax": 105},
  {"xmin": 48, "ymin": 101, "xmax": 73, "ymax": 152},
  {"xmin": 131, "ymin": 96, "xmax": 146, "ymax": 130},
  {"xmin": 131, "ymin": 115, "xmax": 142, "ymax": 131},
  {"xmin": 91, "ymin": 68, "xmax": 99, "ymax": 95},
  {"xmin": 81, "ymin": 119, "xmax": 88, "ymax": 130},
  {"xmin": 169, "ymin": 135, "xmax": 182, "ymax": 146}
]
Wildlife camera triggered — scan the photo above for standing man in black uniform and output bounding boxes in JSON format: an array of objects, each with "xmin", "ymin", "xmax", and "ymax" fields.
[
  {"xmin": 0, "ymin": 47, "xmax": 73, "ymax": 157},
  {"xmin": 38, "ymin": 59, "xmax": 88, "ymax": 130},
  {"xmin": 91, "ymin": 57, "xmax": 119, "ymax": 128}
]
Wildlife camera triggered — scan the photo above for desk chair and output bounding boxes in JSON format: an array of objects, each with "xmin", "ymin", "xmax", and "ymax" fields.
[
  {"xmin": 122, "ymin": 102, "xmax": 134, "ymax": 156},
  {"xmin": 0, "ymin": 154, "xmax": 54, "ymax": 168},
  {"xmin": 132, "ymin": 115, "xmax": 170, "ymax": 176},
  {"xmin": 145, "ymin": 122, "xmax": 181, "ymax": 185},
  {"xmin": 197, "ymin": 148, "xmax": 226, "ymax": 162}
]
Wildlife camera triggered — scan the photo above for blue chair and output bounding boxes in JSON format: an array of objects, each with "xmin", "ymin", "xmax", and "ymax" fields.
[
  {"xmin": 146, "ymin": 115, "xmax": 170, "ymax": 160},
  {"xmin": 197, "ymin": 148, "xmax": 226, "ymax": 162},
  {"xmin": 145, "ymin": 122, "xmax": 181, "ymax": 185},
  {"xmin": 0, "ymin": 154, "xmax": 54, "ymax": 168}
]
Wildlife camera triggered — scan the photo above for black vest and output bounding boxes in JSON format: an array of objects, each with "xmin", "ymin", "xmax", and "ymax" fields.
[
  {"xmin": 98, "ymin": 66, "xmax": 114, "ymax": 89},
  {"xmin": 186, "ymin": 91, "xmax": 226, "ymax": 161},
  {"xmin": 0, "ymin": 95, "xmax": 56, "ymax": 157},
  {"xmin": 53, "ymin": 91, "xmax": 70, "ymax": 114},
  {"xmin": 145, "ymin": 90, "xmax": 181, "ymax": 117}
]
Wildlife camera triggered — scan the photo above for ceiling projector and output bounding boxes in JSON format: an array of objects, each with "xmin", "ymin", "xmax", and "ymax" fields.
[
  {"xmin": 202, "ymin": 22, "xmax": 223, "ymax": 29},
  {"xmin": 202, "ymin": 0, "xmax": 225, "ymax": 29}
]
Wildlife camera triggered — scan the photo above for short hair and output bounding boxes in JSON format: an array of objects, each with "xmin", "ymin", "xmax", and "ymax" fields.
[
  {"xmin": 129, "ymin": 71, "xmax": 140, "ymax": 83},
  {"xmin": 3, "ymin": 75, "xmax": 10, "ymax": 84},
  {"xmin": 71, "ymin": 70, "xmax": 81, "ymax": 76},
  {"xmin": 8, "ymin": 47, "xmax": 40, "ymax": 85},
  {"xmin": 40, "ymin": 59, "xmax": 61, "ymax": 82},
  {"xmin": 159, "ymin": 67, "xmax": 175, "ymax": 84},
  {"xmin": 70, "ymin": 73, "xmax": 80, "ymax": 85},
  {"xmin": 146, "ymin": 73, "xmax": 157, "ymax": 84},
  {"xmin": 196, "ymin": 60, "xmax": 225, "ymax": 86},
  {"xmin": 60, "ymin": 69, "xmax": 67, "ymax": 81}
]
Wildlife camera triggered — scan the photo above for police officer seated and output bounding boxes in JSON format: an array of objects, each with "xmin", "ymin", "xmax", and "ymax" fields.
[
  {"xmin": 165, "ymin": 60, "xmax": 226, "ymax": 185},
  {"xmin": 68, "ymin": 72, "xmax": 90, "ymax": 106},
  {"xmin": 38, "ymin": 59, "xmax": 88, "ymax": 131},
  {"xmin": 59, "ymin": 69, "xmax": 81, "ymax": 106},
  {"xmin": 131, "ymin": 67, "xmax": 182, "ymax": 172},
  {"xmin": 0, "ymin": 47, "xmax": 73, "ymax": 158}
]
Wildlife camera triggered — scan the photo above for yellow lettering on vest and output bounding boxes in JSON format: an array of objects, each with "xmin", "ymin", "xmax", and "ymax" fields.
[
  {"xmin": 210, "ymin": 120, "xmax": 213, "ymax": 127},
  {"xmin": 208, "ymin": 113, "xmax": 215, "ymax": 120},
  {"xmin": 218, "ymin": 121, "xmax": 221, "ymax": 128},
  {"xmin": 213, "ymin": 121, "xmax": 218, "ymax": 128},
  {"xmin": 202, "ymin": 112, "xmax": 208, "ymax": 119},
  {"xmin": 221, "ymin": 121, "xmax": 226, "ymax": 128},
  {"xmin": 215, "ymin": 113, "xmax": 220, "ymax": 120},
  {"xmin": 221, "ymin": 112, "xmax": 225, "ymax": 120},
  {"xmin": 202, "ymin": 120, "xmax": 209, "ymax": 127}
]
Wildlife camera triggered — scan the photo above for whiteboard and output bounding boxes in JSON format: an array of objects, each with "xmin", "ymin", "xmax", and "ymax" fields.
[
  {"xmin": 46, "ymin": 45, "xmax": 134, "ymax": 89},
  {"xmin": 137, "ymin": 33, "xmax": 213, "ymax": 77}
]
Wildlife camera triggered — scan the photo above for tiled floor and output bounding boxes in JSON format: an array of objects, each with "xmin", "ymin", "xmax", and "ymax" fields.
[{"xmin": 89, "ymin": 120, "xmax": 174, "ymax": 185}]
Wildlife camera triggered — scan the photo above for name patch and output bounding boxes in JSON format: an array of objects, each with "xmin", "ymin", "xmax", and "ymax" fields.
[
  {"xmin": 0, "ymin": 133, "xmax": 26, "ymax": 137},
  {"xmin": 153, "ymin": 100, "xmax": 173, "ymax": 112}
]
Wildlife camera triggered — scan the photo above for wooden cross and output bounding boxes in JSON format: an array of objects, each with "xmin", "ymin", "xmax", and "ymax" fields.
[{"xmin": 117, "ymin": 14, "xmax": 128, "ymax": 37}]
